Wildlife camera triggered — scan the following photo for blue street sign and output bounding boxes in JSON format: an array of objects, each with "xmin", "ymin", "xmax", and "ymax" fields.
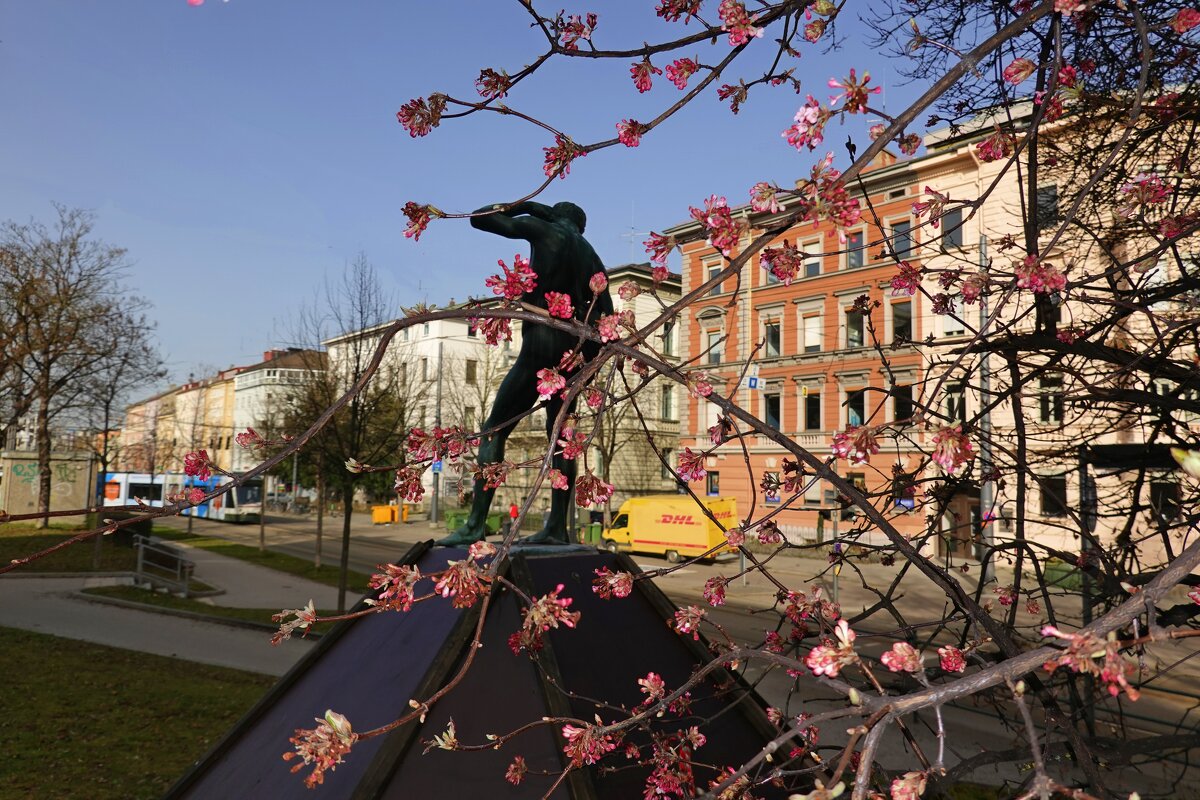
[{"xmin": 431, "ymin": 460, "xmax": 443, "ymax": 474}]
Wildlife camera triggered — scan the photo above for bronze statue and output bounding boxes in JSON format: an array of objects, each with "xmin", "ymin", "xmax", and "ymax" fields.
[{"xmin": 438, "ymin": 201, "xmax": 613, "ymax": 546}]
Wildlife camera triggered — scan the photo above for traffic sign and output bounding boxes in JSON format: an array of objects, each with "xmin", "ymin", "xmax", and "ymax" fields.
[{"xmin": 431, "ymin": 460, "xmax": 443, "ymax": 474}]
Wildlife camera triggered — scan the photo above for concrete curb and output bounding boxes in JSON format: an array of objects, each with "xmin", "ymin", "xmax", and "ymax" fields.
[
  {"xmin": 1, "ymin": 569, "xmax": 225, "ymax": 598},
  {"xmin": 72, "ymin": 590, "xmax": 324, "ymax": 640}
]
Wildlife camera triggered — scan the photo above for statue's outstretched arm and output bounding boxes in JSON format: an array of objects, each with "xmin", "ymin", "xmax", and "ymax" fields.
[{"xmin": 470, "ymin": 203, "xmax": 552, "ymax": 241}]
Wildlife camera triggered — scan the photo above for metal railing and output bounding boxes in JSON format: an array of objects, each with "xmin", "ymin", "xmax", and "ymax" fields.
[{"xmin": 133, "ymin": 534, "xmax": 195, "ymax": 597}]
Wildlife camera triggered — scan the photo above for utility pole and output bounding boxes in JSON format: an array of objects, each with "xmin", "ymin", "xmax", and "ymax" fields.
[
  {"xmin": 977, "ymin": 234, "xmax": 995, "ymax": 582},
  {"xmin": 431, "ymin": 340, "xmax": 444, "ymax": 524}
]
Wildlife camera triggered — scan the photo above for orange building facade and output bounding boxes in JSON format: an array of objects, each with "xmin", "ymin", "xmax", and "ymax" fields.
[{"xmin": 665, "ymin": 153, "xmax": 937, "ymax": 547}]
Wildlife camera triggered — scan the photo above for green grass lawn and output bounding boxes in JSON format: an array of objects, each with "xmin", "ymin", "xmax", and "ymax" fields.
[
  {"xmin": 82, "ymin": 584, "xmax": 339, "ymax": 635},
  {"xmin": 0, "ymin": 524, "xmax": 137, "ymax": 573},
  {"xmin": 151, "ymin": 526, "xmax": 372, "ymax": 593},
  {"xmin": 0, "ymin": 626, "xmax": 273, "ymax": 800}
]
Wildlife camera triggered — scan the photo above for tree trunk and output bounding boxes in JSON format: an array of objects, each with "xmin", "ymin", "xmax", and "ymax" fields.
[
  {"xmin": 337, "ymin": 482, "xmax": 354, "ymax": 613},
  {"xmin": 315, "ymin": 464, "xmax": 324, "ymax": 569},
  {"xmin": 35, "ymin": 394, "xmax": 52, "ymax": 529}
]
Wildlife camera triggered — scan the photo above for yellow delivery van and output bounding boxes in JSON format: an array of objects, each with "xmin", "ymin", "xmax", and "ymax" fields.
[{"xmin": 601, "ymin": 495, "xmax": 738, "ymax": 562}]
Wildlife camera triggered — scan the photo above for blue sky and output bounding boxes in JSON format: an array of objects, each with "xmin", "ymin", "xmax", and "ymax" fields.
[{"xmin": 1, "ymin": 1, "xmax": 915, "ymax": 395}]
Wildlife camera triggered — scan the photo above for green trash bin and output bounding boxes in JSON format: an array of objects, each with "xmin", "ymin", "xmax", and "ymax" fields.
[
  {"xmin": 485, "ymin": 512, "xmax": 502, "ymax": 533},
  {"xmin": 444, "ymin": 511, "xmax": 466, "ymax": 531}
]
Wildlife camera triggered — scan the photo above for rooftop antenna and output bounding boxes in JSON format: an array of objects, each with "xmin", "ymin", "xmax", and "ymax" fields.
[{"xmin": 618, "ymin": 200, "xmax": 650, "ymax": 263}]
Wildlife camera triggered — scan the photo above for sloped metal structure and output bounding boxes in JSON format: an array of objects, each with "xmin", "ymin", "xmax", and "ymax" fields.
[{"xmin": 167, "ymin": 543, "xmax": 789, "ymax": 799}]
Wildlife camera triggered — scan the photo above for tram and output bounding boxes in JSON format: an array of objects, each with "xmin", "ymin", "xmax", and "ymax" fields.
[{"xmin": 102, "ymin": 472, "xmax": 263, "ymax": 523}]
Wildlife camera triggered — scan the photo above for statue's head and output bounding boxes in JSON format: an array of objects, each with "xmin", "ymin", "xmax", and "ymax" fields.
[{"xmin": 553, "ymin": 202, "xmax": 586, "ymax": 233}]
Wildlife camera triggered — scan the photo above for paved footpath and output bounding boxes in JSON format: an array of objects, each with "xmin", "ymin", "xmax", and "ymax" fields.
[{"xmin": 0, "ymin": 541, "xmax": 344, "ymax": 676}]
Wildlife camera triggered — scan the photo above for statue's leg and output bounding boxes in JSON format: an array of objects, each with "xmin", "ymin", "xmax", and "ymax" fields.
[
  {"xmin": 523, "ymin": 394, "xmax": 577, "ymax": 545},
  {"xmin": 437, "ymin": 363, "xmax": 536, "ymax": 546}
]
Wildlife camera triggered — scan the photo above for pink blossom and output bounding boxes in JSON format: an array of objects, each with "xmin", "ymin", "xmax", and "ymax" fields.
[
  {"xmin": 183, "ymin": 450, "xmax": 211, "ymax": 481},
  {"xmin": 394, "ymin": 466, "xmax": 426, "ymax": 503},
  {"xmin": 469, "ymin": 316, "xmax": 513, "ymax": 346},
  {"xmin": 638, "ymin": 671, "xmax": 667, "ymax": 703},
  {"xmin": 689, "ymin": 195, "xmax": 746, "ymax": 256},
  {"xmin": 368, "ymin": 563, "xmax": 422, "ymax": 612},
  {"xmin": 510, "ymin": 583, "xmax": 581, "ymax": 654},
  {"xmin": 665, "ymin": 57, "xmax": 699, "ymax": 89},
  {"xmin": 536, "ymin": 368, "xmax": 566, "ymax": 399},
  {"xmin": 718, "ymin": 0, "xmax": 763, "ymax": 45},
  {"xmin": 961, "ymin": 271, "xmax": 989, "ymax": 304},
  {"xmin": 475, "ymin": 68, "xmax": 511, "ymax": 99},
  {"xmin": 283, "ymin": 710, "xmax": 357, "ymax": 789},
  {"xmin": 583, "ymin": 388, "xmax": 603, "ymax": 410},
  {"xmin": 690, "ymin": 376, "xmax": 714, "ymax": 398},
  {"xmin": 589, "ymin": 272, "xmax": 608, "ymax": 293},
  {"xmin": 869, "ymin": 123, "xmax": 887, "ymax": 140},
  {"xmin": 616, "ymin": 119, "xmax": 643, "ymax": 147},
  {"xmin": 656, "ymin": 0, "xmax": 702, "ymax": 24},
  {"xmin": 597, "ymin": 312, "xmax": 622, "ymax": 342},
  {"xmin": 185, "ymin": 487, "xmax": 205, "ymax": 504},
  {"xmin": 938, "ymin": 645, "xmax": 967, "ymax": 673},
  {"xmin": 561, "ymin": 723, "xmax": 617, "ymax": 767},
  {"xmin": 1159, "ymin": 212, "xmax": 1199, "ymax": 240},
  {"xmin": 828, "ymin": 69, "xmax": 881, "ymax": 113},
  {"xmin": 574, "ymin": 472, "xmax": 614, "ymax": 507},
  {"xmin": 547, "ymin": 468, "xmax": 569, "ymax": 490},
  {"xmin": 890, "ymin": 771, "xmax": 927, "ymax": 800},
  {"xmin": 761, "ymin": 243, "xmax": 803, "ymax": 285},
  {"xmin": 750, "ymin": 181, "xmax": 785, "ymax": 214},
  {"xmin": 717, "ymin": 81, "xmax": 748, "ymax": 114},
  {"xmin": 485, "ymin": 254, "xmax": 537, "ymax": 300},
  {"xmin": 396, "ymin": 94, "xmax": 446, "ymax": 138},
  {"xmin": 890, "ymin": 261, "xmax": 922, "ymax": 296},
  {"xmin": 931, "ymin": 425, "xmax": 974, "ymax": 473},
  {"xmin": 898, "ymin": 133, "xmax": 922, "ymax": 156},
  {"xmin": 434, "ymin": 558, "xmax": 492, "ymax": 609},
  {"xmin": 505, "ymin": 755, "xmax": 527, "ymax": 785},
  {"xmin": 1117, "ymin": 172, "xmax": 1171, "ymax": 218},
  {"xmin": 804, "ymin": 18, "xmax": 826, "ymax": 41},
  {"xmin": 235, "ymin": 428, "xmax": 266, "ymax": 450},
  {"xmin": 805, "ymin": 620, "xmax": 858, "ymax": 677},
  {"xmin": 831, "ymin": 426, "xmax": 880, "ymax": 465},
  {"xmin": 543, "ymin": 135, "xmax": 585, "ymax": 179},
  {"xmin": 724, "ymin": 526, "xmax": 746, "ymax": 547},
  {"xmin": 783, "ymin": 95, "xmax": 828, "ymax": 151},
  {"xmin": 593, "ymin": 566, "xmax": 634, "ymax": 599},
  {"xmin": 402, "ymin": 202, "xmax": 437, "ymax": 241},
  {"xmin": 558, "ymin": 12, "xmax": 597, "ymax": 51},
  {"xmin": 676, "ymin": 448, "xmax": 707, "ymax": 482},
  {"xmin": 1057, "ymin": 64, "xmax": 1078, "ymax": 88},
  {"xmin": 995, "ymin": 584, "xmax": 1018, "ymax": 607},
  {"xmin": 1014, "ymin": 256, "xmax": 1066, "ymax": 294},
  {"xmin": 272, "ymin": 599, "xmax": 318, "ymax": 645},
  {"xmin": 557, "ymin": 427, "xmax": 587, "ymax": 460},
  {"xmin": 1171, "ymin": 7, "xmax": 1200, "ymax": 32},
  {"xmin": 673, "ymin": 605, "xmax": 707, "ymax": 638},
  {"xmin": 703, "ymin": 576, "xmax": 728, "ymax": 606},
  {"xmin": 1041, "ymin": 626, "xmax": 1141, "ymax": 701},
  {"xmin": 651, "ymin": 265, "xmax": 669, "ymax": 283},
  {"xmin": 911, "ymin": 186, "xmax": 950, "ymax": 227},
  {"xmin": 544, "ymin": 291, "xmax": 574, "ymax": 319},
  {"xmin": 618, "ymin": 281, "xmax": 641, "ymax": 301},
  {"xmin": 709, "ymin": 415, "xmax": 735, "ymax": 445},
  {"xmin": 630, "ymin": 57, "xmax": 662, "ymax": 93},
  {"xmin": 880, "ymin": 642, "xmax": 923, "ymax": 673},
  {"xmin": 1188, "ymin": 586, "xmax": 1200, "ymax": 604},
  {"xmin": 1034, "ymin": 89, "xmax": 1064, "ymax": 122},
  {"xmin": 644, "ymin": 232, "xmax": 676, "ymax": 266},
  {"xmin": 1003, "ymin": 57, "xmax": 1037, "ymax": 84},
  {"xmin": 975, "ymin": 129, "xmax": 1015, "ymax": 163}
]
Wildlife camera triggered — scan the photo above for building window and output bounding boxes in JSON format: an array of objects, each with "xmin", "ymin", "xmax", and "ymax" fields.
[
  {"xmin": 707, "ymin": 262, "xmax": 722, "ymax": 296},
  {"xmin": 661, "ymin": 320, "xmax": 675, "ymax": 356},
  {"xmin": 706, "ymin": 471, "xmax": 720, "ymax": 496},
  {"xmin": 421, "ymin": 358, "xmax": 429, "ymax": 381},
  {"xmin": 802, "ymin": 314, "xmax": 822, "ymax": 353},
  {"xmin": 846, "ymin": 309, "xmax": 865, "ymax": 349},
  {"xmin": 661, "ymin": 449, "xmax": 675, "ymax": 480},
  {"xmin": 846, "ymin": 389, "xmax": 866, "ymax": 427},
  {"xmin": 892, "ymin": 384, "xmax": 914, "ymax": 424},
  {"xmin": 891, "ymin": 220, "xmax": 913, "ymax": 259},
  {"xmin": 764, "ymin": 392, "xmax": 781, "ymax": 429},
  {"xmin": 1041, "ymin": 475, "xmax": 1068, "ymax": 517},
  {"xmin": 1036, "ymin": 185, "xmax": 1059, "ymax": 231},
  {"xmin": 423, "ymin": 323, "xmax": 430, "ymax": 336},
  {"xmin": 1150, "ymin": 480, "xmax": 1181, "ymax": 522},
  {"xmin": 803, "ymin": 240, "xmax": 822, "ymax": 278},
  {"xmin": 466, "ymin": 359, "xmax": 478, "ymax": 384},
  {"xmin": 942, "ymin": 208, "xmax": 964, "ymax": 248},
  {"xmin": 804, "ymin": 392, "xmax": 821, "ymax": 430},
  {"xmin": 892, "ymin": 302, "xmax": 912, "ymax": 343},
  {"xmin": 846, "ymin": 230, "xmax": 865, "ymax": 268},
  {"xmin": 943, "ymin": 295, "xmax": 966, "ymax": 336},
  {"xmin": 706, "ymin": 330, "xmax": 722, "ymax": 365},
  {"xmin": 945, "ymin": 383, "xmax": 966, "ymax": 422},
  {"xmin": 764, "ymin": 319, "xmax": 781, "ymax": 358},
  {"xmin": 660, "ymin": 384, "xmax": 675, "ymax": 421},
  {"xmin": 465, "ymin": 407, "xmax": 477, "ymax": 429},
  {"xmin": 1039, "ymin": 375, "xmax": 1064, "ymax": 423}
]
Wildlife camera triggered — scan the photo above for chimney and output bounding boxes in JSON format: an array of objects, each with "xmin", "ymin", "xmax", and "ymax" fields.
[{"xmin": 263, "ymin": 350, "xmax": 275, "ymax": 362}]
